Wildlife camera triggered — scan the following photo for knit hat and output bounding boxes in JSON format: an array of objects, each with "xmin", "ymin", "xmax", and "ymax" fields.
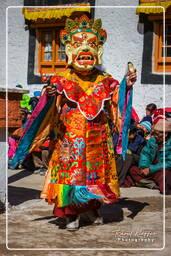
[
  {"xmin": 139, "ymin": 121, "xmax": 152, "ymax": 132},
  {"xmin": 154, "ymin": 118, "xmax": 171, "ymax": 132},
  {"xmin": 34, "ymin": 91, "xmax": 41, "ymax": 97}
]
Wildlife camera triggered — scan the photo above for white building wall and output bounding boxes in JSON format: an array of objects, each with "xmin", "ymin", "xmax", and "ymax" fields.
[
  {"xmin": 0, "ymin": 0, "xmax": 8, "ymax": 87},
  {"xmin": 0, "ymin": 0, "xmax": 26, "ymax": 202},
  {"xmin": 95, "ymin": 0, "xmax": 171, "ymax": 119},
  {"xmin": 0, "ymin": 0, "xmax": 27, "ymax": 89},
  {"xmin": 8, "ymin": 6, "xmax": 29, "ymax": 91}
]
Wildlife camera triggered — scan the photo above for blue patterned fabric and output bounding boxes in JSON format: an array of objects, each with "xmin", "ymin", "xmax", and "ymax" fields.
[
  {"xmin": 118, "ymin": 76, "xmax": 133, "ymax": 160},
  {"xmin": 72, "ymin": 186, "xmax": 102, "ymax": 204},
  {"xmin": 8, "ymin": 97, "xmax": 54, "ymax": 169}
]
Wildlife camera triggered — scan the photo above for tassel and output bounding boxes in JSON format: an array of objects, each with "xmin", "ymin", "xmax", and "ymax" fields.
[{"xmin": 72, "ymin": 186, "xmax": 102, "ymax": 204}]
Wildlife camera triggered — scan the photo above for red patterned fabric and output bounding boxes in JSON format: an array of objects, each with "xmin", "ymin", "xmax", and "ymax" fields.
[
  {"xmin": 51, "ymin": 110, "xmax": 115, "ymax": 186},
  {"xmin": 50, "ymin": 74, "xmax": 119, "ymax": 120},
  {"xmin": 153, "ymin": 109, "xmax": 167, "ymax": 124},
  {"xmin": 42, "ymin": 69, "xmax": 120, "ymax": 207},
  {"xmin": 53, "ymin": 200, "xmax": 101, "ymax": 218}
]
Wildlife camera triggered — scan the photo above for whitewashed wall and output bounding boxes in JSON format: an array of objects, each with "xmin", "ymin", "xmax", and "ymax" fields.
[
  {"xmin": 95, "ymin": 0, "xmax": 171, "ymax": 119},
  {"xmin": 0, "ymin": 0, "xmax": 26, "ymax": 203},
  {"xmin": 8, "ymin": 6, "xmax": 29, "ymax": 91}
]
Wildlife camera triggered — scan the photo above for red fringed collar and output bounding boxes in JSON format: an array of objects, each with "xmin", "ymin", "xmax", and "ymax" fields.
[{"xmin": 50, "ymin": 73, "xmax": 119, "ymax": 120}]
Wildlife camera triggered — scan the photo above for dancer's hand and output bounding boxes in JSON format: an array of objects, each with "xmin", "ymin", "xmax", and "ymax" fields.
[
  {"xmin": 46, "ymin": 85, "xmax": 57, "ymax": 96},
  {"xmin": 126, "ymin": 71, "xmax": 137, "ymax": 88}
]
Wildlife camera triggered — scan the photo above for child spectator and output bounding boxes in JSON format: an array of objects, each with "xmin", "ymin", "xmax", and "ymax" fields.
[
  {"xmin": 140, "ymin": 103, "xmax": 157, "ymax": 125},
  {"xmin": 29, "ymin": 91, "xmax": 41, "ymax": 112},
  {"xmin": 136, "ymin": 120, "xmax": 152, "ymax": 140},
  {"xmin": 116, "ymin": 122, "xmax": 151, "ymax": 186},
  {"xmin": 128, "ymin": 126, "xmax": 146, "ymax": 155}
]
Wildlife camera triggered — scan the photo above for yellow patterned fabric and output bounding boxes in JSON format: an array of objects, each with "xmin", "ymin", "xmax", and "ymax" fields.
[
  {"xmin": 23, "ymin": 4, "xmax": 90, "ymax": 21},
  {"xmin": 136, "ymin": 0, "xmax": 171, "ymax": 14}
]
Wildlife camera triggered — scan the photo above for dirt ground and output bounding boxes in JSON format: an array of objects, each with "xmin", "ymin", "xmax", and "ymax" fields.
[{"xmin": 0, "ymin": 169, "xmax": 171, "ymax": 256}]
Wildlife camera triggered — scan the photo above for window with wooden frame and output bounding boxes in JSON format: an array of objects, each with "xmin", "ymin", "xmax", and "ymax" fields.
[
  {"xmin": 37, "ymin": 26, "xmax": 66, "ymax": 74},
  {"xmin": 153, "ymin": 20, "xmax": 171, "ymax": 72},
  {"xmin": 30, "ymin": 10, "xmax": 92, "ymax": 75}
]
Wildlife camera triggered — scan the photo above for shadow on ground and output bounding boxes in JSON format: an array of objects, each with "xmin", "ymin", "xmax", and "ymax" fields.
[
  {"xmin": 31, "ymin": 198, "xmax": 149, "ymax": 228},
  {"xmin": 101, "ymin": 198, "xmax": 149, "ymax": 223},
  {"xmin": 8, "ymin": 169, "xmax": 33, "ymax": 184},
  {"xmin": 8, "ymin": 186, "xmax": 41, "ymax": 205}
]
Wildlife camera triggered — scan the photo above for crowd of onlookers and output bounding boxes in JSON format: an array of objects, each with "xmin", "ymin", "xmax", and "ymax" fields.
[
  {"xmin": 8, "ymin": 95, "xmax": 171, "ymax": 195},
  {"xmin": 116, "ymin": 103, "xmax": 171, "ymax": 195}
]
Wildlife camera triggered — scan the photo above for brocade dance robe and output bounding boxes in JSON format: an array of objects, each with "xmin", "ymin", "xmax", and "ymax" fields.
[
  {"xmin": 9, "ymin": 68, "xmax": 133, "ymax": 209},
  {"xmin": 40, "ymin": 68, "xmax": 127, "ymax": 208}
]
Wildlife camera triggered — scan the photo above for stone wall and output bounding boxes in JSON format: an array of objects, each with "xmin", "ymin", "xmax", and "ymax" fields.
[{"xmin": 0, "ymin": 88, "xmax": 29, "ymax": 128}]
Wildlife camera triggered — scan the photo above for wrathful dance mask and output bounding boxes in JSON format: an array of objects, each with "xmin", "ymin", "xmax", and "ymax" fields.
[{"xmin": 60, "ymin": 15, "xmax": 107, "ymax": 72}]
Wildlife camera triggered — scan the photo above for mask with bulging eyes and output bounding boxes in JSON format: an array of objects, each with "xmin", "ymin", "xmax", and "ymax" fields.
[{"xmin": 65, "ymin": 32, "xmax": 104, "ymax": 72}]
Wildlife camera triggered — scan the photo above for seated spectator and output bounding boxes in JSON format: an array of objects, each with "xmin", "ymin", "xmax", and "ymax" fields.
[
  {"xmin": 32, "ymin": 137, "xmax": 50, "ymax": 176},
  {"xmin": 137, "ymin": 120, "xmax": 152, "ymax": 136},
  {"xmin": 11, "ymin": 110, "xmax": 32, "ymax": 141},
  {"xmin": 29, "ymin": 91, "xmax": 41, "ymax": 112},
  {"xmin": 8, "ymin": 110, "xmax": 33, "ymax": 170},
  {"xmin": 127, "ymin": 119, "xmax": 171, "ymax": 194},
  {"xmin": 116, "ymin": 123, "xmax": 150, "ymax": 186},
  {"xmin": 140, "ymin": 103, "xmax": 157, "ymax": 125},
  {"xmin": 153, "ymin": 108, "xmax": 171, "ymax": 125},
  {"xmin": 8, "ymin": 135, "xmax": 19, "ymax": 160},
  {"xmin": 22, "ymin": 111, "xmax": 32, "ymax": 129},
  {"xmin": 20, "ymin": 107, "xmax": 29, "ymax": 128},
  {"xmin": 128, "ymin": 123, "xmax": 148, "ymax": 155}
]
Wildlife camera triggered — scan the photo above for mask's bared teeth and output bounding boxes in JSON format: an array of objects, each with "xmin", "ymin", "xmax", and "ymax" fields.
[{"xmin": 77, "ymin": 53, "xmax": 94, "ymax": 63}]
